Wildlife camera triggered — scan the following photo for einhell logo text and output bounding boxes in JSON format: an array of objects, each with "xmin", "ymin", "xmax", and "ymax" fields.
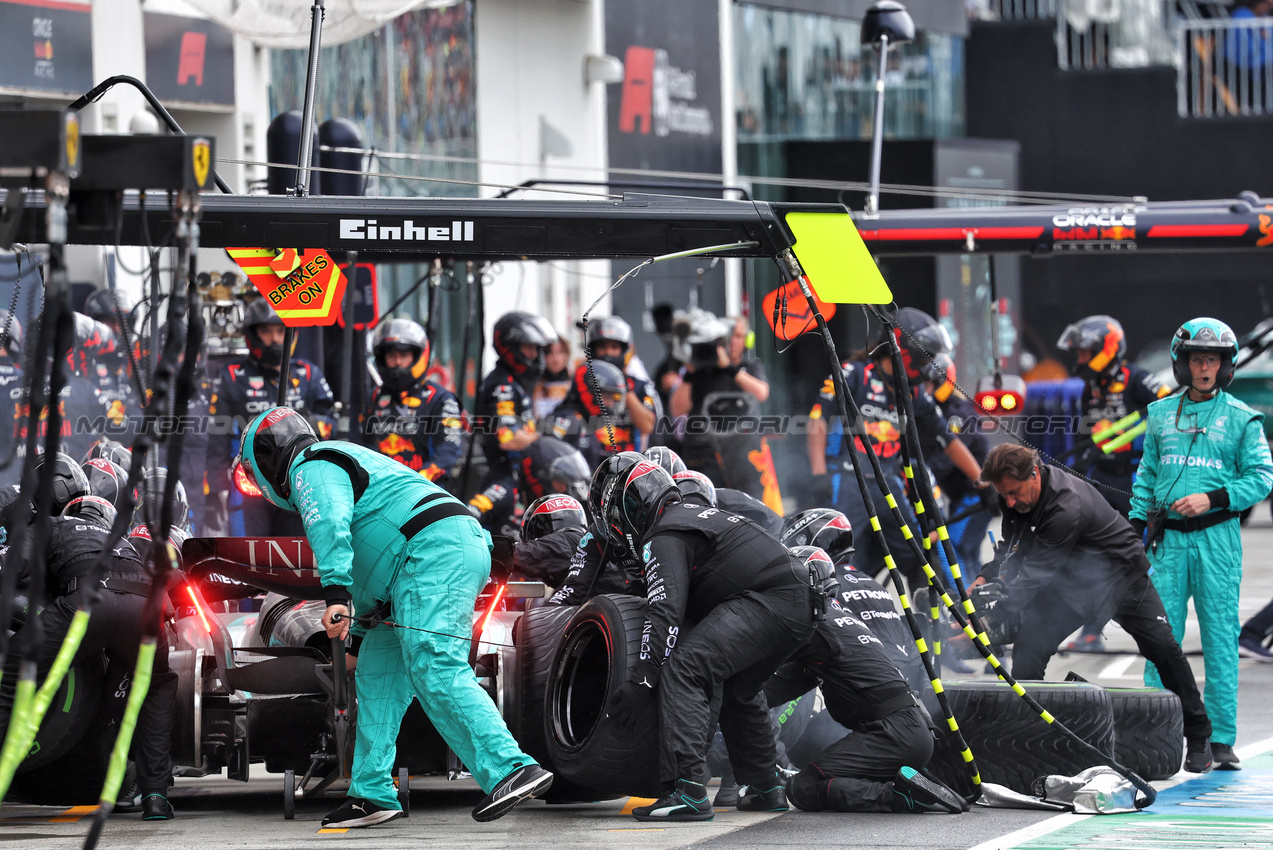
[
  {"xmin": 618, "ymin": 46, "xmax": 713, "ymax": 138},
  {"xmin": 339, "ymin": 219, "xmax": 475, "ymax": 243}
]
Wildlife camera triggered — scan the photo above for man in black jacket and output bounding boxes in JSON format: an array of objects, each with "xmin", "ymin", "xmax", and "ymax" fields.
[
  {"xmin": 976, "ymin": 444, "xmax": 1213, "ymax": 771},
  {"xmin": 0, "ymin": 495, "xmax": 178, "ymax": 818},
  {"xmin": 599, "ymin": 460, "xmax": 815, "ymax": 822}
]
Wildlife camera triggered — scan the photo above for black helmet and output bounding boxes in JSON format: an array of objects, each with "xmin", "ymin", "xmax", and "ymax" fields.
[
  {"xmin": 520, "ymin": 436, "xmax": 591, "ymax": 502},
  {"xmin": 373, "ymin": 318, "xmax": 430, "ymax": 393},
  {"xmin": 587, "ymin": 450, "xmax": 646, "ymax": 538},
  {"xmin": 83, "ymin": 439, "xmax": 132, "ymax": 474},
  {"xmin": 492, "ymin": 312, "xmax": 557, "ymax": 385},
  {"xmin": 62, "ymin": 494, "xmax": 117, "ymax": 529},
  {"xmin": 781, "ymin": 508, "xmax": 854, "ymax": 565},
  {"xmin": 788, "ymin": 545, "xmax": 840, "ymax": 621},
  {"xmin": 82, "ymin": 457, "xmax": 128, "ymax": 508},
  {"xmin": 1171, "ymin": 317, "xmax": 1238, "ymax": 391},
  {"xmin": 643, "ymin": 446, "xmax": 687, "ymax": 476},
  {"xmin": 599, "ymin": 460, "xmax": 680, "ymax": 555},
  {"xmin": 1057, "ymin": 315, "xmax": 1127, "ymax": 381},
  {"xmin": 132, "ymin": 466, "xmax": 189, "ymax": 531},
  {"xmin": 236, "ymin": 408, "xmax": 319, "ymax": 508},
  {"xmin": 573, "ymin": 360, "xmax": 628, "ymax": 418},
  {"xmin": 34, "ymin": 452, "xmax": 91, "ymax": 516},
  {"xmin": 672, "ymin": 469, "xmax": 716, "ymax": 506},
  {"xmin": 0, "ymin": 310, "xmax": 22, "ymax": 359},
  {"xmin": 83, "ymin": 288, "xmax": 130, "ymax": 331},
  {"xmin": 585, "ymin": 316, "xmax": 634, "ymax": 370},
  {"xmin": 243, "ymin": 299, "xmax": 293, "ymax": 369},
  {"xmin": 870, "ymin": 307, "xmax": 952, "ymax": 382},
  {"xmin": 521, "ymin": 494, "xmax": 588, "ymax": 543}
]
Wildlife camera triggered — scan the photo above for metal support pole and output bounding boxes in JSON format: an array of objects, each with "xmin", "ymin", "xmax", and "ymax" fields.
[
  {"xmin": 339, "ymin": 251, "xmax": 357, "ymax": 438},
  {"xmin": 865, "ymin": 35, "xmax": 891, "ymax": 219},
  {"xmin": 294, "ymin": 0, "xmax": 326, "ymax": 197},
  {"xmin": 277, "ymin": 326, "xmax": 295, "ymax": 407}
]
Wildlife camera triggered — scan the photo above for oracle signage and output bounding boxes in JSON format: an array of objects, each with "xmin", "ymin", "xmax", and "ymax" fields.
[
  {"xmin": 606, "ymin": 0, "xmax": 722, "ymax": 175},
  {"xmin": 144, "ymin": 11, "xmax": 235, "ymax": 107},
  {"xmin": 0, "ymin": 0, "xmax": 93, "ymax": 95}
]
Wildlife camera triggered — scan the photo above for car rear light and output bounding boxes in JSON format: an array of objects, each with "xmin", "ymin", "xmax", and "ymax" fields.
[
  {"xmin": 974, "ymin": 374, "xmax": 1026, "ymax": 416},
  {"xmin": 478, "ymin": 584, "xmax": 506, "ymax": 637},
  {"xmin": 187, "ymin": 585, "xmax": 213, "ymax": 634}
]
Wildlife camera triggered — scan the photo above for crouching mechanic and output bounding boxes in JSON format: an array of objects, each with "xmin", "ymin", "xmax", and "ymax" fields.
[
  {"xmin": 0, "ymin": 492, "xmax": 178, "ymax": 820},
  {"xmin": 598, "ymin": 459, "xmax": 816, "ymax": 821},
  {"xmin": 976, "ymin": 443, "xmax": 1214, "ymax": 772},
  {"xmin": 773, "ymin": 546, "xmax": 964, "ymax": 814},
  {"xmin": 234, "ymin": 408, "xmax": 552, "ymax": 827}
]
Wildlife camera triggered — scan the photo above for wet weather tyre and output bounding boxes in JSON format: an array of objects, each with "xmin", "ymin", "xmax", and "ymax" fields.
[
  {"xmin": 283, "ymin": 770, "xmax": 296, "ymax": 820},
  {"xmin": 1108, "ymin": 688, "xmax": 1183, "ymax": 781},
  {"xmin": 927, "ymin": 680, "xmax": 1115, "ymax": 796},
  {"xmin": 544, "ymin": 594, "xmax": 662, "ymax": 798},
  {"xmin": 511, "ymin": 606, "xmax": 576, "ymax": 764}
]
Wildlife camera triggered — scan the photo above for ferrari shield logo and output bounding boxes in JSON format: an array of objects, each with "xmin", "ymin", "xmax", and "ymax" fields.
[
  {"xmin": 192, "ymin": 139, "xmax": 211, "ymax": 189},
  {"xmin": 64, "ymin": 113, "xmax": 80, "ymax": 174}
]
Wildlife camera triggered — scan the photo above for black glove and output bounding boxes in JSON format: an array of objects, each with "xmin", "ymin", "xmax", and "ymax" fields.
[
  {"xmin": 605, "ymin": 667, "xmax": 659, "ymax": 726},
  {"xmin": 977, "ymin": 483, "xmax": 1001, "ymax": 518},
  {"xmin": 490, "ymin": 535, "xmax": 516, "ymax": 578},
  {"xmin": 809, "ymin": 473, "xmax": 834, "ymax": 508}
]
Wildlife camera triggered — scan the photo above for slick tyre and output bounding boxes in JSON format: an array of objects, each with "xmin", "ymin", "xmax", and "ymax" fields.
[
  {"xmin": 1108, "ymin": 688, "xmax": 1183, "ymax": 780},
  {"xmin": 926, "ymin": 680, "xmax": 1115, "ymax": 796},
  {"xmin": 544, "ymin": 594, "xmax": 662, "ymax": 798}
]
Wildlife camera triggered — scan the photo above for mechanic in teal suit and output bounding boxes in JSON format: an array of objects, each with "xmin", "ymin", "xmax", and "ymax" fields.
[
  {"xmin": 1132, "ymin": 318, "xmax": 1273, "ymax": 772},
  {"xmin": 236, "ymin": 407, "xmax": 553, "ymax": 827}
]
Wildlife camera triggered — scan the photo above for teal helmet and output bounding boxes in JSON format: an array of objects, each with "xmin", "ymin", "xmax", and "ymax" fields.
[
  {"xmin": 1171, "ymin": 317, "xmax": 1238, "ymax": 390},
  {"xmin": 235, "ymin": 407, "xmax": 318, "ymax": 510}
]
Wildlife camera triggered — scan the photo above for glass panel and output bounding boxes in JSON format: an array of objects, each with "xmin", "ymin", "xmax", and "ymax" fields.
[{"xmin": 734, "ymin": 3, "xmax": 965, "ymax": 143}]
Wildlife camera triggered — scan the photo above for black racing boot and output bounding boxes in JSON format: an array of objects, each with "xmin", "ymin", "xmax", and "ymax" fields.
[
  {"xmin": 141, "ymin": 794, "xmax": 174, "ymax": 821},
  {"xmin": 1212, "ymin": 744, "xmax": 1241, "ymax": 771},
  {"xmin": 472, "ymin": 764, "xmax": 554, "ymax": 822},
  {"xmin": 737, "ymin": 777, "xmax": 789, "ymax": 812},
  {"xmin": 1185, "ymin": 739, "xmax": 1214, "ymax": 773},
  {"xmin": 713, "ymin": 782, "xmax": 740, "ymax": 807},
  {"xmin": 632, "ymin": 779, "xmax": 714, "ymax": 822},
  {"xmin": 890, "ymin": 767, "xmax": 964, "ymax": 814}
]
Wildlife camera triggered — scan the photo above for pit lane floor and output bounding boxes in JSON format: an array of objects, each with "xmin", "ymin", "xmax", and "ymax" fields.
[{"xmin": 8, "ymin": 514, "xmax": 1273, "ymax": 849}]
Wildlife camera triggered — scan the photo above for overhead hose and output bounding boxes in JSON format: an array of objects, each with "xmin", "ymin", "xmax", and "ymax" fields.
[
  {"xmin": 783, "ymin": 269, "xmax": 983, "ymax": 801},
  {"xmin": 870, "ymin": 305, "xmax": 1157, "ymax": 809},
  {"xmin": 82, "ymin": 217, "xmax": 203, "ymax": 849}
]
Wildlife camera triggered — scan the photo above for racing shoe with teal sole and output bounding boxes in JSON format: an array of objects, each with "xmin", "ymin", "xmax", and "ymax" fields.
[
  {"xmin": 632, "ymin": 779, "xmax": 715, "ymax": 821},
  {"xmin": 890, "ymin": 766, "xmax": 965, "ymax": 814},
  {"xmin": 737, "ymin": 782, "xmax": 789, "ymax": 812}
]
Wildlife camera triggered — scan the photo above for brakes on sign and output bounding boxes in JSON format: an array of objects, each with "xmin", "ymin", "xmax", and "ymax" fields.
[{"xmin": 227, "ymin": 247, "xmax": 349, "ymax": 327}]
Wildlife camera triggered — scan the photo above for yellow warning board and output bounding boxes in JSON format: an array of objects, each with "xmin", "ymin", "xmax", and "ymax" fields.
[{"xmin": 785, "ymin": 211, "xmax": 892, "ymax": 305}]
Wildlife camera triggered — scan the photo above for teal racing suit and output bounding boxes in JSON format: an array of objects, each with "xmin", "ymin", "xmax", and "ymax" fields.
[
  {"xmin": 1131, "ymin": 391, "xmax": 1273, "ymax": 747},
  {"xmin": 284, "ymin": 441, "xmax": 531, "ymax": 808}
]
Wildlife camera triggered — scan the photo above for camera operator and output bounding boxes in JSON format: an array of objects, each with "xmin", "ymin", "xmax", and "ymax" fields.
[
  {"xmin": 672, "ymin": 316, "xmax": 773, "ymax": 501},
  {"xmin": 975, "ymin": 443, "xmax": 1213, "ymax": 772}
]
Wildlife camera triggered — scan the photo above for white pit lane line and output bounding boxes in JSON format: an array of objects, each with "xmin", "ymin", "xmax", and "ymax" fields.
[{"xmin": 966, "ymin": 735, "xmax": 1273, "ymax": 850}]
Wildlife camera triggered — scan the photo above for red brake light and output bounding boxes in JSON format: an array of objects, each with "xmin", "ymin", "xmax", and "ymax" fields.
[
  {"xmin": 478, "ymin": 584, "xmax": 507, "ymax": 637},
  {"xmin": 974, "ymin": 375, "xmax": 1026, "ymax": 417},
  {"xmin": 187, "ymin": 585, "xmax": 213, "ymax": 634}
]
